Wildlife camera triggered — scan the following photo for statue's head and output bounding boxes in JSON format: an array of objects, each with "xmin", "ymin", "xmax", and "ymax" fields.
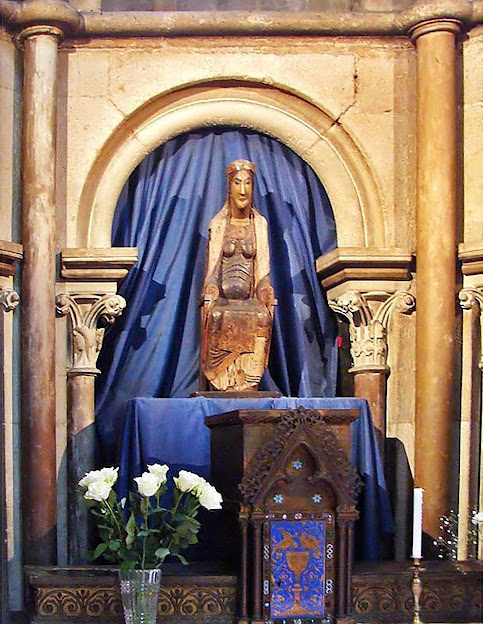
[{"xmin": 226, "ymin": 159, "xmax": 256, "ymax": 216}]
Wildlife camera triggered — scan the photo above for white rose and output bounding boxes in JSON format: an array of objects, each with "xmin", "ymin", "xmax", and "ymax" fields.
[
  {"xmin": 79, "ymin": 469, "xmax": 104, "ymax": 489},
  {"xmin": 135, "ymin": 472, "xmax": 161, "ymax": 498},
  {"xmin": 98, "ymin": 467, "xmax": 119, "ymax": 486},
  {"xmin": 79, "ymin": 467, "xmax": 118, "ymax": 489},
  {"xmin": 147, "ymin": 463, "xmax": 169, "ymax": 485},
  {"xmin": 471, "ymin": 511, "xmax": 483, "ymax": 525},
  {"xmin": 173, "ymin": 470, "xmax": 206, "ymax": 494},
  {"xmin": 84, "ymin": 479, "xmax": 113, "ymax": 502},
  {"xmin": 196, "ymin": 482, "xmax": 223, "ymax": 510}
]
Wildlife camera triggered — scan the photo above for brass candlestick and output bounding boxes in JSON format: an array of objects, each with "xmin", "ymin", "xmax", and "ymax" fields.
[{"xmin": 411, "ymin": 558, "xmax": 424, "ymax": 624}]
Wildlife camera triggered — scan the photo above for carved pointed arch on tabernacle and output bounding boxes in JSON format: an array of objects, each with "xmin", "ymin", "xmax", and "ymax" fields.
[{"xmin": 76, "ymin": 81, "xmax": 386, "ymax": 248}]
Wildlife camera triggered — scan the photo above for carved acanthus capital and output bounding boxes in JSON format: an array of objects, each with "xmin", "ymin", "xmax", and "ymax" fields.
[
  {"xmin": 0, "ymin": 289, "xmax": 20, "ymax": 313},
  {"xmin": 56, "ymin": 293, "xmax": 126, "ymax": 375},
  {"xmin": 329, "ymin": 290, "xmax": 416, "ymax": 372}
]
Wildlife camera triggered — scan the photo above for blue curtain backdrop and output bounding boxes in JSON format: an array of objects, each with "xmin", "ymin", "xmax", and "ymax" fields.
[{"xmin": 96, "ymin": 129, "xmax": 338, "ymax": 462}]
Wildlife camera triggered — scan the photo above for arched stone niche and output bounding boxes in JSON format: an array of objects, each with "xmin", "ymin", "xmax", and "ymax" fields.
[{"xmin": 76, "ymin": 83, "xmax": 386, "ymax": 249}]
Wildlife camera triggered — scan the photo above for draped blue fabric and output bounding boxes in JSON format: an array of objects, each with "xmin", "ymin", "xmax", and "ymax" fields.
[
  {"xmin": 96, "ymin": 129, "xmax": 338, "ymax": 462},
  {"xmin": 117, "ymin": 397, "xmax": 394, "ymax": 561}
]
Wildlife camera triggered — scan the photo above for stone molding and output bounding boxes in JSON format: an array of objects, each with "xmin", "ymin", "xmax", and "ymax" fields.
[
  {"xmin": 459, "ymin": 243, "xmax": 483, "ymax": 279},
  {"xmin": 60, "ymin": 247, "xmax": 138, "ymax": 282},
  {"xmin": 408, "ymin": 18, "xmax": 462, "ymax": 41},
  {"xmin": 55, "ymin": 293, "xmax": 126, "ymax": 374},
  {"xmin": 329, "ymin": 290, "xmax": 416, "ymax": 372},
  {"xmin": 1, "ymin": 0, "xmax": 481, "ymax": 38},
  {"xmin": 317, "ymin": 247, "xmax": 413, "ymax": 295},
  {"xmin": 2, "ymin": 0, "xmax": 81, "ymax": 38},
  {"xmin": 0, "ymin": 240, "xmax": 22, "ymax": 279}
]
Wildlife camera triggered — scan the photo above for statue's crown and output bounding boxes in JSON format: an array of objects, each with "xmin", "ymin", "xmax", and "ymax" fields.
[{"xmin": 226, "ymin": 159, "xmax": 256, "ymax": 176}]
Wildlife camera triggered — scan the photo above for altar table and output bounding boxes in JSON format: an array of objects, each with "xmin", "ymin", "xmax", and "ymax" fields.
[{"xmin": 116, "ymin": 396, "xmax": 393, "ymax": 560}]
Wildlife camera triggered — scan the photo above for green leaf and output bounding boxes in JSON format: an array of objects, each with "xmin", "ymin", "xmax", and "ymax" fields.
[
  {"xmin": 93, "ymin": 542, "xmax": 108, "ymax": 559},
  {"xmin": 108, "ymin": 540, "xmax": 121, "ymax": 551},
  {"xmin": 126, "ymin": 512, "xmax": 137, "ymax": 536},
  {"xmin": 120, "ymin": 560, "xmax": 137, "ymax": 573},
  {"xmin": 119, "ymin": 548, "xmax": 138, "ymax": 561},
  {"xmin": 137, "ymin": 530, "xmax": 152, "ymax": 538},
  {"xmin": 174, "ymin": 552, "xmax": 189, "ymax": 565},
  {"xmin": 108, "ymin": 489, "xmax": 117, "ymax": 506},
  {"xmin": 154, "ymin": 547, "xmax": 170, "ymax": 563}
]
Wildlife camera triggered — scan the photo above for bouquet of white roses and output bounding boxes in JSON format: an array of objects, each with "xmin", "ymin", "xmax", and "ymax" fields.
[{"xmin": 79, "ymin": 464, "xmax": 222, "ymax": 571}]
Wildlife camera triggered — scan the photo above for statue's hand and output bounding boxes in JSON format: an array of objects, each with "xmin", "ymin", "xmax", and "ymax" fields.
[
  {"xmin": 203, "ymin": 284, "xmax": 219, "ymax": 306},
  {"xmin": 257, "ymin": 285, "xmax": 277, "ymax": 313}
]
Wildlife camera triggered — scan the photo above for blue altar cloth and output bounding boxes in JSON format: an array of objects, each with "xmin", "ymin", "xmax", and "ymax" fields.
[{"xmin": 117, "ymin": 397, "xmax": 393, "ymax": 560}]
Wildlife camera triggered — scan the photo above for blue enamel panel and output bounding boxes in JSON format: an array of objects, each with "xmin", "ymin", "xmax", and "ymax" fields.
[{"xmin": 270, "ymin": 520, "xmax": 326, "ymax": 618}]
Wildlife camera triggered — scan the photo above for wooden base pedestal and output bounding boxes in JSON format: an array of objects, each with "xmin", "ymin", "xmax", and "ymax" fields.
[{"xmin": 23, "ymin": 561, "xmax": 482, "ymax": 623}]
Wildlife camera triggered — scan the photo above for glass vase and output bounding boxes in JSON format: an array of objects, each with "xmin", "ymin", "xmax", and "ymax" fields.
[{"xmin": 119, "ymin": 568, "xmax": 162, "ymax": 624}]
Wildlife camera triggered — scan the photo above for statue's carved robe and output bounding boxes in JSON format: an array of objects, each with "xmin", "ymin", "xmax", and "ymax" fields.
[{"xmin": 201, "ymin": 203, "xmax": 275, "ymax": 391}]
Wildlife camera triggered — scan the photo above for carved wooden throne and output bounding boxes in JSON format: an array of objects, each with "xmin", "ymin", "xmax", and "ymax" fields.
[{"xmin": 206, "ymin": 406, "xmax": 362, "ymax": 624}]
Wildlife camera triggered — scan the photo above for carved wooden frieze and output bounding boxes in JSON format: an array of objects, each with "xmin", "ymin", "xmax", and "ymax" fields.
[
  {"xmin": 239, "ymin": 407, "xmax": 362, "ymax": 506},
  {"xmin": 31, "ymin": 580, "xmax": 236, "ymax": 622},
  {"xmin": 25, "ymin": 562, "xmax": 482, "ymax": 623},
  {"xmin": 352, "ymin": 562, "xmax": 482, "ymax": 623}
]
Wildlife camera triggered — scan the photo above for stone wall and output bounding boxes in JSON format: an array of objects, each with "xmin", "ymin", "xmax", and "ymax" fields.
[
  {"xmin": 463, "ymin": 26, "xmax": 483, "ymax": 245},
  {"xmin": 71, "ymin": 0, "xmax": 413, "ymax": 12}
]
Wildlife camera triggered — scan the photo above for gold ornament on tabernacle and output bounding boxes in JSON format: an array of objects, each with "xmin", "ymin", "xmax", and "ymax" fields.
[{"xmin": 200, "ymin": 159, "xmax": 276, "ymax": 392}]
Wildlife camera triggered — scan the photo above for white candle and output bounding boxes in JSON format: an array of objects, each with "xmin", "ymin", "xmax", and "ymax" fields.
[{"xmin": 412, "ymin": 488, "xmax": 424, "ymax": 559}]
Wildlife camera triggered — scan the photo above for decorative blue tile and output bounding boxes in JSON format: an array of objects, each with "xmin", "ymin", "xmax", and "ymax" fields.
[
  {"xmin": 273, "ymin": 493, "xmax": 284, "ymax": 504},
  {"xmin": 270, "ymin": 520, "xmax": 326, "ymax": 618},
  {"xmin": 312, "ymin": 494, "xmax": 322, "ymax": 504},
  {"xmin": 292, "ymin": 459, "xmax": 303, "ymax": 470}
]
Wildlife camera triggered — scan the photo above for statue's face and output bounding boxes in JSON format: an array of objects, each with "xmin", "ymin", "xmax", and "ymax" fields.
[{"xmin": 230, "ymin": 170, "xmax": 253, "ymax": 213}]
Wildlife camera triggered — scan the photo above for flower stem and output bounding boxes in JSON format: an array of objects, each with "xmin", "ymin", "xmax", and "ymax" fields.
[
  {"xmin": 141, "ymin": 497, "xmax": 149, "ymax": 570},
  {"xmin": 104, "ymin": 499, "xmax": 123, "ymax": 540}
]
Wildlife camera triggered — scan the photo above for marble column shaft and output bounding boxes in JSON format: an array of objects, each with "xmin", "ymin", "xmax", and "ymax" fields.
[
  {"xmin": 412, "ymin": 21, "xmax": 459, "ymax": 538},
  {"xmin": 20, "ymin": 28, "xmax": 60, "ymax": 565},
  {"xmin": 353, "ymin": 370, "xmax": 388, "ymax": 451},
  {"xmin": 67, "ymin": 372, "xmax": 96, "ymax": 563}
]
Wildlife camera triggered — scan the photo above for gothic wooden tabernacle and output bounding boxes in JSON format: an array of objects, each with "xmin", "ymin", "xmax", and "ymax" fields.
[{"xmin": 205, "ymin": 406, "xmax": 361, "ymax": 624}]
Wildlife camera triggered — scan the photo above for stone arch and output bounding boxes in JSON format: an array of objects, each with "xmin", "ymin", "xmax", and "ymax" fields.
[{"xmin": 76, "ymin": 83, "xmax": 385, "ymax": 248}]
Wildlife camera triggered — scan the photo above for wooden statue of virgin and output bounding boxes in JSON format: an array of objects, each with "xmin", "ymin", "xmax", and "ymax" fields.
[{"xmin": 200, "ymin": 159, "xmax": 277, "ymax": 392}]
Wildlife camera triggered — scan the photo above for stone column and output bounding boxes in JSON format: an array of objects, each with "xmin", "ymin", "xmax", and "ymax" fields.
[
  {"xmin": 0, "ymin": 288, "xmax": 20, "ymax": 624},
  {"xmin": 55, "ymin": 293, "xmax": 126, "ymax": 564},
  {"xmin": 329, "ymin": 290, "xmax": 416, "ymax": 448},
  {"xmin": 18, "ymin": 23, "xmax": 62, "ymax": 567},
  {"xmin": 458, "ymin": 287, "xmax": 483, "ymax": 559},
  {"xmin": 410, "ymin": 17, "xmax": 461, "ymax": 540}
]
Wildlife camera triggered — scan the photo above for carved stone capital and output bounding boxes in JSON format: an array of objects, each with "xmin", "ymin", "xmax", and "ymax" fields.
[
  {"xmin": 329, "ymin": 290, "xmax": 416, "ymax": 372},
  {"xmin": 459, "ymin": 287, "xmax": 483, "ymax": 311},
  {"xmin": 459, "ymin": 287, "xmax": 483, "ymax": 371},
  {"xmin": 0, "ymin": 289, "xmax": 20, "ymax": 313},
  {"xmin": 56, "ymin": 293, "xmax": 126, "ymax": 375}
]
